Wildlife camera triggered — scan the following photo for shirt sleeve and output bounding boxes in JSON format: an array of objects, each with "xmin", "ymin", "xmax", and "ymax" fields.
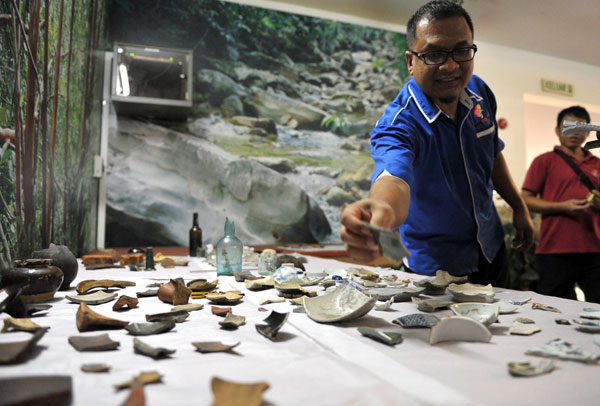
[
  {"xmin": 370, "ymin": 123, "xmax": 417, "ymax": 187},
  {"xmin": 522, "ymin": 155, "xmax": 547, "ymax": 194}
]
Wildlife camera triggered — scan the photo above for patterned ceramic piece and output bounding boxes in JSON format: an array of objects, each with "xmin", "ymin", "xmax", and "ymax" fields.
[
  {"xmin": 447, "ymin": 283, "xmax": 494, "ymax": 303},
  {"xmin": 450, "ymin": 303, "xmax": 499, "ymax": 326},
  {"xmin": 507, "ymin": 359, "xmax": 555, "ymax": 377},
  {"xmin": 526, "ymin": 338, "xmax": 600, "ymax": 363},
  {"xmin": 303, "ymin": 282, "xmax": 376, "ymax": 323},
  {"xmin": 357, "ymin": 327, "xmax": 403, "ymax": 346},
  {"xmin": 571, "ymin": 319, "xmax": 600, "ymax": 333},
  {"xmin": 393, "ymin": 313, "xmax": 440, "ymax": 328},
  {"xmin": 532, "ymin": 303, "xmax": 561, "ymax": 313},
  {"xmin": 429, "ymin": 316, "xmax": 492, "ymax": 345}
]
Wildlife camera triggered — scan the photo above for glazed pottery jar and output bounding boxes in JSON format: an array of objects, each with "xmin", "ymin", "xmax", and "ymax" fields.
[
  {"xmin": 3, "ymin": 259, "xmax": 64, "ymax": 303},
  {"xmin": 31, "ymin": 243, "xmax": 78, "ymax": 290}
]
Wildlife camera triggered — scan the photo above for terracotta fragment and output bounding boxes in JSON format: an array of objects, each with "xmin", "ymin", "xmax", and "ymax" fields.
[
  {"xmin": 211, "ymin": 376, "xmax": 269, "ymax": 406},
  {"xmin": 76, "ymin": 302, "xmax": 129, "ymax": 332},
  {"xmin": 158, "ymin": 279, "xmax": 191, "ymax": 305},
  {"xmin": 82, "ymin": 254, "xmax": 116, "ymax": 267},
  {"xmin": 120, "ymin": 253, "xmax": 144, "ymax": 266},
  {"xmin": 0, "ymin": 375, "xmax": 71, "ymax": 405},
  {"xmin": 219, "ymin": 313, "xmax": 246, "ymax": 329},
  {"xmin": 81, "ymin": 363, "xmax": 111, "ymax": 373},
  {"xmin": 187, "ymin": 279, "xmax": 218, "ymax": 291},
  {"xmin": 115, "ymin": 371, "xmax": 162, "ymax": 391},
  {"xmin": 206, "ymin": 291, "xmax": 244, "ymax": 305},
  {"xmin": 133, "ymin": 338, "xmax": 176, "ymax": 359},
  {"xmin": 211, "ymin": 306, "xmax": 232, "ymax": 317},
  {"xmin": 1, "ymin": 316, "xmax": 48, "ymax": 333},
  {"xmin": 192, "ymin": 341, "xmax": 240, "ymax": 353},
  {"xmin": 113, "ymin": 295, "xmax": 139, "ymax": 311},
  {"xmin": 145, "ymin": 309, "xmax": 189, "ymax": 323},
  {"xmin": 68, "ymin": 334, "xmax": 120, "ymax": 351},
  {"xmin": 171, "ymin": 303, "xmax": 204, "ymax": 312},
  {"xmin": 76, "ymin": 279, "xmax": 136, "ymax": 294},
  {"xmin": 125, "ymin": 321, "xmax": 176, "ymax": 336},
  {"xmin": 122, "ymin": 378, "xmax": 145, "ymax": 406}
]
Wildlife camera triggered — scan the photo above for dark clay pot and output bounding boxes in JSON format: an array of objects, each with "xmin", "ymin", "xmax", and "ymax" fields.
[
  {"xmin": 31, "ymin": 243, "xmax": 78, "ymax": 290},
  {"xmin": 4, "ymin": 260, "xmax": 64, "ymax": 303}
]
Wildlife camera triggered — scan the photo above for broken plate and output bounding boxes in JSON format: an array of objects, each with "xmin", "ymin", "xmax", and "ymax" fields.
[
  {"xmin": 211, "ymin": 376, "xmax": 269, "ymax": 406},
  {"xmin": 393, "ymin": 313, "xmax": 440, "ymax": 328},
  {"xmin": 358, "ymin": 327, "xmax": 403, "ymax": 346},
  {"xmin": 133, "ymin": 338, "xmax": 175, "ymax": 359},
  {"xmin": 366, "ymin": 286, "xmax": 424, "ymax": 302},
  {"xmin": 509, "ymin": 320, "xmax": 541, "ymax": 336},
  {"xmin": 303, "ymin": 282, "xmax": 376, "ymax": 323},
  {"xmin": 450, "ymin": 303, "xmax": 499, "ymax": 326},
  {"xmin": 219, "ymin": 313, "xmax": 246, "ymax": 330},
  {"xmin": 507, "ymin": 359, "xmax": 555, "ymax": 377},
  {"xmin": 125, "ymin": 321, "xmax": 176, "ymax": 336},
  {"xmin": 255, "ymin": 310, "xmax": 289, "ymax": 340},
  {"xmin": 192, "ymin": 341, "xmax": 240, "ymax": 353},
  {"xmin": 76, "ymin": 302, "xmax": 129, "ymax": 332},
  {"xmin": 68, "ymin": 334, "xmax": 120, "ymax": 351},
  {"xmin": 65, "ymin": 290, "xmax": 118, "ymax": 305},
  {"xmin": 429, "ymin": 316, "xmax": 492, "ymax": 345},
  {"xmin": 526, "ymin": 338, "xmax": 600, "ymax": 363},
  {"xmin": 411, "ymin": 296, "xmax": 453, "ymax": 312},
  {"xmin": 76, "ymin": 279, "xmax": 136, "ymax": 294},
  {"xmin": 447, "ymin": 283, "xmax": 495, "ymax": 303}
]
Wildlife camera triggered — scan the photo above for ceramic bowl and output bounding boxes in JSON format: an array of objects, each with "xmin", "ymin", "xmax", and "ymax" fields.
[
  {"xmin": 303, "ymin": 282, "xmax": 376, "ymax": 323},
  {"xmin": 429, "ymin": 316, "xmax": 492, "ymax": 345},
  {"xmin": 447, "ymin": 283, "xmax": 495, "ymax": 303},
  {"xmin": 450, "ymin": 303, "xmax": 499, "ymax": 326}
]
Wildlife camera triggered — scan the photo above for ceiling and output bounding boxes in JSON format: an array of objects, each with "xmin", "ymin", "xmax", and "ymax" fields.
[{"xmin": 264, "ymin": 0, "xmax": 600, "ymax": 68}]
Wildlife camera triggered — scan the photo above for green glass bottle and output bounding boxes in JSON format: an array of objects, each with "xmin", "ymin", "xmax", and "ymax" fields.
[
  {"xmin": 216, "ymin": 218, "xmax": 242, "ymax": 276},
  {"xmin": 189, "ymin": 212, "xmax": 203, "ymax": 257}
]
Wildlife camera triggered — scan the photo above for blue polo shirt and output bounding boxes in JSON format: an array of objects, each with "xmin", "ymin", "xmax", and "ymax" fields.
[{"xmin": 371, "ymin": 75, "xmax": 505, "ymax": 276}]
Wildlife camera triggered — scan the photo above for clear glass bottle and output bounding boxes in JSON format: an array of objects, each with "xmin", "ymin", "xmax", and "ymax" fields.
[
  {"xmin": 189, "ymin": 212, "xmax": 203, "ymax": 257},
  {"xmin": 216, "ymin": 217, "xmax": 242, "ymax": 276}
]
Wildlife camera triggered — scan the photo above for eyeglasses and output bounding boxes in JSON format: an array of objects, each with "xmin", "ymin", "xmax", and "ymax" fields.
[{"xmin": 408, "ymin": 44, "xmax": 477, "ymax": 65}]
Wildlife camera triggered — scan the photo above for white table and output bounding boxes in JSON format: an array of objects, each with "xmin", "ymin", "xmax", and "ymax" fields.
[{"xmin": 1, "ymin": 255, "xmax": 598, "ymax": 406}]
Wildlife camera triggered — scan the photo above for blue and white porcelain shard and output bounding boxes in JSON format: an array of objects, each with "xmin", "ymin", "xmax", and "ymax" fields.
[
  {"xmin": 450, "ymin": 303, "xmax": 499, "ymax": 326},
  {"xmin": 579, "ymin": 308, "xmax": 600, "ymax": 320},
  {"xmin": 303, "ymin": 282, "xmax": 376, "ymax": 323},
  {"xmin": 571, "ymin": 319, "xmax": 600, "ymax": 333},
  {"xmin": 393, "ymin": 313, "xmax": 440, "ymax": 328},
  {"xmin": 429, "ymin": 316, "xmax": 492, "ymax": 345},
  {"xmin": 273, "ymin": 263, "xmax": 300, "ymax": 284},
  {"xmin": 525, "ymin": 338, "xmax": 600, "ymax": 363}
]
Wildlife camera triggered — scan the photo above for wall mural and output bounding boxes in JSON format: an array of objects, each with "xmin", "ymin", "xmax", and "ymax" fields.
[
  {"xmin": 105, "ymin": 0, "xmax": 409, "ymax": 247},
  {"xmin": 0, "ymin": 0, "xmax": 106, "ymax": 273}
]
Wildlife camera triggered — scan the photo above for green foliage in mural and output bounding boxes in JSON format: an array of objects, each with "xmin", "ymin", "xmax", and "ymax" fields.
[{"xmin": 0, "ymin": 0, "xmax": 106, "ymax": 269}]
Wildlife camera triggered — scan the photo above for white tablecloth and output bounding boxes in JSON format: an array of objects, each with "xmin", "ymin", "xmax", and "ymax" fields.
[{"xmin": 1, "ymin": 256, "xmax": 599, "ymax": 406}]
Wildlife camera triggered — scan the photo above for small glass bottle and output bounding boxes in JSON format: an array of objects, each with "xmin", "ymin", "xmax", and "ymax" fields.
[
  {"xmin": 258, "ymin": 249, "xmax": 277, "ymax": 276},
  {"xmin": 189, "ymin": 212, "xmax": 203, "ymax": 257},
  {"xmin": 216, "ymin": 217, "xmax": 242, "ymax": 276}
]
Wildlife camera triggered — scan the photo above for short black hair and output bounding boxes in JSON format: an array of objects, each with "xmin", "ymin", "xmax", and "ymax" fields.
[
  {"xmin": 557, "ymin": 105, "xmax": 590, "ymax": 128},
  {"xmin": 406, "ymin": 0, "xmax": 474, "ymax": 49}
]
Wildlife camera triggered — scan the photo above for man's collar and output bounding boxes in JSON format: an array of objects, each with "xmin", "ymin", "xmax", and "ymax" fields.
[{"xmin": 408, "ymin": 78, "xmax": 478, "ymax": 123}]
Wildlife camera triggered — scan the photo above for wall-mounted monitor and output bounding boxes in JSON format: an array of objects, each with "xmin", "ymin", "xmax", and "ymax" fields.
[{"xmin": 111, "ymin": 42, "xmax": 192, "ymax": 121}]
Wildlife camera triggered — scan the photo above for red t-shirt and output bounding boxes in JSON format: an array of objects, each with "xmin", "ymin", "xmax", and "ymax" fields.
[{"xmin": 522, "ymin": 146, "xmax": 600, "ymax": 254}]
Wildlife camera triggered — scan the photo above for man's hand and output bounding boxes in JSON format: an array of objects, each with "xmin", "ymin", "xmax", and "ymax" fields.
[
  {"xmin": 590, "ymin": 190, "xmax": 600, "ymax": 211},
  {"xmin": 340, "ymin": 199, "xmax": 396, "ymax": 263},
  {"xmin": 511, "ymin": 207, "xmax": 535, "ymax": 252},
  {"xmin": 560, "ymin": 198, "xmax": 591, "ymax": 216}
]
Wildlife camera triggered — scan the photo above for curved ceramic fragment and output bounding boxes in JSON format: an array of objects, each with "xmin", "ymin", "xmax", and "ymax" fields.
[
  {"xmin": 113, "ymin": 295, "xmax": 139, "ymax": 311},
  {"xmin": 496, "ymin": 301, "xmax": 519, "ymax": 314},
  {"xmin": 192, "ymin": 341, "xmax": 240, "ymax": 353},
  {"xmin": 531, "ymin": 303, "xmax": 561, "ymax": 313},
  {"xmin": 218, "ymin": 313, "xmax": 246, "ymax": 329},
  {"xmin": 357, "ymin": 327, "xmax": 403, "ymax": 346},
  {"xmin": 429, "ymin": 316, "xmax": 492, "ymax": 345},
  {"xmin": 374, "ymin": 298, "xmax": 394, "ymax": 311},
  {"xmin": 1, "ymin": 316, "xmax": 48, "ymax": 333},
  {"xmin": 171, "ymin": 303, "xmax": 204, "ymax": 312},
  {"xmin": 571, "ymin": 319, "xmax": 600, "ymax": 333},
  {"xmin": 367, "ymin": 286, "xmax": 424, "ymax": 302},
  {"xmin": 447, "ymin": 283, "xmax": 494, "ymax": 303},
  {"xmin": 115, "ymin": 371, "xmax": 162, "ymax": 390},
  {"xmin": 136, "ymin": 288, "xmax": 159, "ymax": 298},
  {"xmin": 526, "ymin": 338, "xmax": 600, "ymax": 363},
  {"xmin": 0, "ymin": 328, "xmax": 46, "ymax": 364},
  {"xmin": 0, "ymin": 376, "xmax": 71, "ymax": 406},
  {"xmin": 68, "ymin": 334, "xmax": 120, "ymax": 351},
  {"xmin": 255, "ymin": 310, "xmax": 289, "ymax": 340},
  {"xmin": 125, "ymin": 321, "xmax": 176, "ymax": 336},
  {"xmin": 393, "ymin": 313, "xmax": 439, "ymax": 328},
  {"xmin": 187, "ymin": 279, "xmax": 218, "ymax": 291},
  {"xmin": 66, "ymin": 290, "xmax": 118, "ymax": 305},
  {"xmin": 76, "ymin": 280, "xmax": 136, "ymax": 294},
  {"xmin": 259, "ymin": 297, "xmax": 285, "ymax": 305},
  {"xmin": 579, "ymin": 309, "xmax": 600, "ymax": 320},
  {"xmin": 211, "ymin": 306, "xmax": 232, "ymax": 317},
  {"xmin": 206, "ymin": 291, "xmax": 244, "ymax": 305},
  {"xmin": 507, "ymin": 359, "xmax": 555, "ymax": 377},
  {"xmin": 76, "ymin": 302, "xmax": 129, "ymax": 332},
  {"xmin": 415, "ymin": 270, "xmax": 468, "ymax": 295},
  {"xmin": 81, "ymin": 363, "xmax": 110, "ymax": 373},
  {"xmin": 450, "ymin": 303, "xmax": 499, "ymax": 326},
  {"xmin": 158, "ymin": 279, "xmax": 192, "ymax": 305},
  {"xmin": 211, "ymin": 376, "xmax": 269, "ymax": 406},
  {"xmin": 411, "ymin": 296, "xmax": 453, "ymax": 312},
  {"xmin": 145, "ymin": 309, "xmax": 189, "ymax": 323},
  {"xmin": 303, "ymin": 282, "xmax": 376, "ymax": 323},
  {"xmin": 509, "ymin": 321, "xmax": 541, "ymax": 336},
  {"xmin": 245, "ymin": 277, "xmax": 274, "ymax": 291},
  {"xmin": 133, "ymin": 338, "xmax": 175, "ymax": 359}
]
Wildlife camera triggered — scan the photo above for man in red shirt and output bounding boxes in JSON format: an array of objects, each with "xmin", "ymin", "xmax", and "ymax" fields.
[{"xmin": 522, "ymin": 106, "xmax": 600, "ymax": 303}]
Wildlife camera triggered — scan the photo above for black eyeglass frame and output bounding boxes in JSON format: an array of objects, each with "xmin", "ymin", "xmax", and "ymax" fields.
[{"xmin": 408, "ymin": 44, "xmax": 478, "ymax": 66}]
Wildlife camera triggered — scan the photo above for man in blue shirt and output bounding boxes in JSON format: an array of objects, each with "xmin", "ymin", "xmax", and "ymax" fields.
[{"xmin": 340, "ymin": 0, "xmax": 534, "ymax": 287}]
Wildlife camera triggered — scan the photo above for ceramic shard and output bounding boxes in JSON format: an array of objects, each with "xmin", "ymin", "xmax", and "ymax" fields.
[
  {"xmin": 0, "ymin": 328, "xmax": 46, "ymax": 364},
  {"xmin": 450, "ymin": 303, "xmax": 499, "ymax": 326},
  {"xmin": 65, "ymin": 290, "xmax": 118, "ymax": 305},
  {"xmin": 414, "ymin": 270, "xmax": 468, "ymax": 295},
  {"xmin": 509, "ymin": 321, "xmax": 541, "ymax": 336},
  {"xmin": 68, "ymin": 334, "xmax": 120, "ymax": 351},
  {"xmin": 125, "ymin": 321, "xmax": 176, "ymax": 336},
  {"xmin": 259, "ymin": 297, "xmax": 285, "ymax": 305},
  {"xmin": 211, "ymin": 376, "xmax": 269, "ymax": 406},
  {"xmin": 507, "ymin": 359, "xmax": 555, "ymax": 377},
  {"xmin": 288, "ymin": 296, "xmax": 304, "ymax": 305},
  {"xmin": 25, "ymin": 303, "xmax": 52, "ymax": 317},
  {"xmin": 81, "ymin": 363, "xmax": 111, "ymax": 373},
  {"xmin": 219, "ymin": 313, "xmax": 246, "ymax": 329},
  {"xmin": 233, "ymin": 269, "xmax": 260, "ymax": 282},
  {"xmin": 211, "ymin": 306, "xmax": 232, "ymax": 317},
  {"xmin": 393, "ymin": 313, "xmax": 440, "ymax": 328},
  {"xmin": 255, "ymin": 310, "xmax": 289, "ymax": 340},
  {"xmin": 555, "ymin": 318, "xmax": 571, "ymax": 325},
  {"xmin": 447, "ymin": 283, "xmax": 494, "ymax": 303},
  {"xmin": 187, "ymin": 279, "xmax": 218, "ymax": 291},
  {"xmin": 145, "ymin": 309, "xmax": 189, "ymax": 323},
  {"xmin": 526, "ymin": 338, "xmax": 600, "ymax": 363},
  {"xmin": 514, "ymin": 317, "xmax": 535, "ymax": 324},
  {"xmin": 374, "ymin": 298, "xmax": 394, "ymax": 311},
  {"xmin": 136, "ymin": 288, "xmax": 159, "ymax": 298},
  {"xmin": 366, "ymin": 286, "xmax": 424, "ymax": 302},
  {"xmin": 192, "ymin": 341, "xmax": 240, "ymax": 353},
  {"xmin": 171, "ymin": 303, "xmax": 204, "ymax": 312},
  {"xmin": 571, "ymin": 319, "xmax": 600, "ymax": 333},
  {"xmin": 362, "ymin": 221, "xmax": 411, "ymax": 262},
  {"xmin": 496, "ymin": 301, "xmax": 519, "ymax": 314},
  {"xmin": 1, "ymin": 316, "xmax": 48, "ymax": 333},
  {"xmin": 429, "ymin": 316, "xmax": 492, "ymax": 345},
  {"xmin": 245, "ymin": 276, "xmax": 274, "ymax": 291},
  {"xmin": 115, "ymin": 371, "xmax": 162, "ymax": 390},
  {"xmin": 206, "ymin": 291, "xmax": 244, "ymax": 304},
  {"xmin": 411, "ymin": 297, "xmax": 453, "ymax": 312},
  {"xmin": 509, "ymin": 298, "xmax": 531, "ymax": 306},
  {"xmin": 303, "ymin": 282, "xmax": 376, "ymax": 323},
  {"xmin": 76, "ymin": 279, "xmax": 136, "ymax": 294},
  {"xmin": 133, "ymin": 338, "xmax": 176, "ymax": 359},
  {"xmin": 122, "ymin": 379, "xmax": 145, "ymax": 406},
  {"xmin": 113, "ymin": 295, "xmax": 139, "ymax": 311},
  {"xmin": 358, "ymin": 327, "xmax": 403, "ymax": 346},
  {"xmin": 579, "ymin": 309, "xmax": 600, "ymax": 320},
  {"xmin": 76, "ymin": 302, "xmax": 129, "ymax": 332},
  {"xmin": 531, "ymin": 303, "xmax": 561, "ymax": 313},
  {"xmin": 158, "ymin": 279, "xmax": 192, "ymax": 305},
  {"xmin": 0, "ymin": 376, "xmax": 71, "ymax": 406}
]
